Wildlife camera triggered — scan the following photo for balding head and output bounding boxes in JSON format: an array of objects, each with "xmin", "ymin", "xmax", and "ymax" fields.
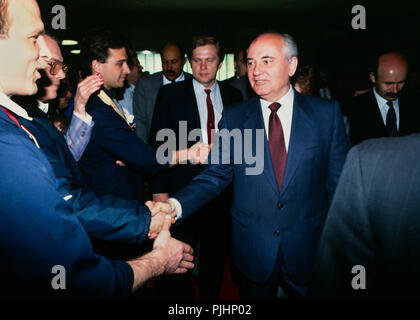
[
  {"xmin": 161, "ymin": 43, "xmax": 186, "ymax": 82},
  {"xmin": 370, "ymin": 52, "xmax": 408, "ymax": 101}
]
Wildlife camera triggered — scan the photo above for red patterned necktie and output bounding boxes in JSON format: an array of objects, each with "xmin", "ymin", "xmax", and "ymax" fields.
[
  {"xmin": 268, "ymin": 102, "xmax": 287, "ymax": 191},
  {"xmin": 204, "ymin": 89, "xmax": 215, "ymax": 144}
]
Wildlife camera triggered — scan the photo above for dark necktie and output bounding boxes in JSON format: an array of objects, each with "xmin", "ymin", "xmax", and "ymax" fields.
[
  {"xmin": 204, "ymin": 89, "xmax": 215, "ymax": 144},
  {"xmin": 268, "ymin": 102, "xmax": 287, "ymax": 191},
  {"xmin": 386, "ymin": 101, "xmax": 397, "ymax": 137}
]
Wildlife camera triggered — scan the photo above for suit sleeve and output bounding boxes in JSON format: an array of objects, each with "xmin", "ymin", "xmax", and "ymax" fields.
[
  {"xmin": 133, "ymin": 79, "xmax": 149, "ymax": 143},
  {"xmin": 0, "ymin": 129, "xmax": 133, "ymax": 298},
  {"xmin": 65, "ymin": 112, "xmax": 94, "ymax": 162},
  {"xmin": 91, "ymin": 106, "xmax": 165, "ymax": 176},
  {"xmin": 326, "ymin": 101, "xmax": 350, "ymax": 205},
  {"xmin": 173, "ymin": 109, "xmax": 234, "ymax": 220},
  {"xmin": 308, "ymin": 146, "xmax": 374, "ymax": 299},
  {"xmin": 56, "ymin": 177, "xmax": 151, "ymax": 245}
]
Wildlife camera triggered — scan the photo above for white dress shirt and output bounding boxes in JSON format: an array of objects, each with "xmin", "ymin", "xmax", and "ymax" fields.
[
  {"xmin": 116, "ymin": 83, "xmax": 135, "ymax": 124},
  {"xmin": 192, "ymin": 79, "xmax": 224, "ymax": 144},
  {"xmin": 260, "ymin": 85, "xmax": 294, "ymax": 152},
  {"xmin": 162, "ymin": 72, "xmax": 186, "ymax": 85},
  {"xmin": 373, "ymin": 87, "xmax": 400, "ymax": 130}
]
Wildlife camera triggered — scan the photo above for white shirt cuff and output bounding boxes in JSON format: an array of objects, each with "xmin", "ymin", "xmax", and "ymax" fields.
[
  {"xmin": 73, "ymin": 111, "xmax": 93, "ymax": 126},
  {"xmin": 168, "ymin": 198, "xmax": 182, "ymax": 220}
]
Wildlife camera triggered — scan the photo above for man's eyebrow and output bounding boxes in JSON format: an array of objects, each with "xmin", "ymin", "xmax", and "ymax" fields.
[{"xmin": 261, "ymin": 56, "xmax": 275, "ymax": 59}]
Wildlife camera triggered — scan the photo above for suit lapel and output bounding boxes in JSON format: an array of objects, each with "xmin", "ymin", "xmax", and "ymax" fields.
[
  {"xmin": 243, "ymin": 98, "xmax": 279, "ymax": 195},
  {"xmin": 185, "ymin": 79, "xmax": 201, "ymax": 132},
  {"xmin": 279, "ymin": 92, "xmax": 315, "ymax": 196}
]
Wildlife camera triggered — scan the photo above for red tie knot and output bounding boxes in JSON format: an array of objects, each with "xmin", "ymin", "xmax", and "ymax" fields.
[
  {"xmin": 269, "ymin": 102, "xmax": 281, "ymax": 113},
  {"xmin": 205, "ymin": 89, "xmax": 211, "ymax": 96}
]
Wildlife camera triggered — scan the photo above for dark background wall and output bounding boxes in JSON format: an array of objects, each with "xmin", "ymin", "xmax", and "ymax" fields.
[{"xmin": 38, "ymin": 0, "xmax": 420, "ymax": 95}]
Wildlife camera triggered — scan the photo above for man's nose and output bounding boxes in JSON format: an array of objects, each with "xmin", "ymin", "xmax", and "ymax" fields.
[
  {"xmin": 392, "ymin": 83, "xmax": 398, "ymax": 93},
  {"xmin": 123, "ymin": 62, "xmax": 130, "ymax": 74},
  {"xmin": 200, "ymin": 61, "xmax": 207, "ymax": 69}
]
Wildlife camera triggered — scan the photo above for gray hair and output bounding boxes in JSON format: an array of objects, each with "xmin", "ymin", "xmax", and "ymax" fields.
[
  {"xmin": 256, "ymin": 32, "xmax": 298, "ymax": 61},
  {"xmin": 281, "ymin": 33, "xmax": 298, "ymax": 61}
]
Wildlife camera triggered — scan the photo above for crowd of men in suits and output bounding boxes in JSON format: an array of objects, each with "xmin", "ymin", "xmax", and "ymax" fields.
[{"xmin": 1, "ymin": 0, "xmax": 420, "ymax": 300}]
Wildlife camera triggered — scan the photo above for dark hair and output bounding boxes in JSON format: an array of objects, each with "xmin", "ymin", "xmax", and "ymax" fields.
[
  {"xmin": 187, "ymin": 35, "xmax": 224, "ymax": 63},
  {"xmin": 79, "ymin": 28, "xmax": 127, "ymax": 78},
  {"xmin": 234, "ymin": 48, "xmax": 246, "ymax": 62},
  {"xmin": 160, "ymin": 42, "xmax": 186, "ymax": 59},
  {"xmin": 0, "ymin": 0, "xmax": 9, "ymax": 38}
]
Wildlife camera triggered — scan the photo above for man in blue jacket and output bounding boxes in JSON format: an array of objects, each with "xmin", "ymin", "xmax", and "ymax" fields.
[{"xmin": 0, "ymin": 0, "xmax": 194, "ymax": 298}]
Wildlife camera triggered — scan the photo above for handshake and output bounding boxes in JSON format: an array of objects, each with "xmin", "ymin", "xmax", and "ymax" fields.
[{"xmin": 145, "ymin": 200, "xmax": 176, "ymax": 239}]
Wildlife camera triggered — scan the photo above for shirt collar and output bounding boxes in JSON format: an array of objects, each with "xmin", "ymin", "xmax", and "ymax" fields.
[
  {"xmin": 37, "ymin": 100, "xmax": 49, "ymax": 114},
  {"xmin": 260, "ymin": 85, "xmax": 294, "ymax": 110},
  {"xmin": 0, "ymin": 91, "xmax": 32, "ymax": 120},
  {"xmin": 163, "ymin": 72, "xmax": 185, "ymax": 85},
  {"xmin": 192, "ymin": 78, "xmax": 220, "ymax": 96},
  {"xmin": 373, "ymin": 87, "xmax": 398, "ymax": 107}
]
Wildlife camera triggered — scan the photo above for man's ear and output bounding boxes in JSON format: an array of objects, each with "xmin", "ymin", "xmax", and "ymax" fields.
[
  {"xmin": 92, "ymin": 59, "xmax": 102, "ymax": 75},
  {"xmin": 369, "ymin": 72, "xmax": 376, "ymax": 84},
  {"xmin": 288, "ymin": 56, "xmax": 298, "ymax": 77}
]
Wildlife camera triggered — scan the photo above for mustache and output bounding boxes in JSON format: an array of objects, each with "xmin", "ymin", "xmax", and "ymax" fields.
[
  {"xmin": 385, "ymin": 92, "xmax": 398, "ymax": 99},
  {"xmin": 164, "ymin": 70, "xmax": 176, "ymax": 75}
]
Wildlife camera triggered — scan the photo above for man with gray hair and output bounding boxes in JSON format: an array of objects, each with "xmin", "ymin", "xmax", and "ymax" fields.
[{"xmin": 153, "ymin": 32, "xmax": 349, "ymax": 299}]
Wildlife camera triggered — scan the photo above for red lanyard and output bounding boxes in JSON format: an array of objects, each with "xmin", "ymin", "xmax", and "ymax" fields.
[{"xmin": 1, "ymin": 106, "xmax": 40, "ymax": 148}]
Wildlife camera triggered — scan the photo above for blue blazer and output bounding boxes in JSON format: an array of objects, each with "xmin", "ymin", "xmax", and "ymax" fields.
[
  {"xmin": 174, "ymin": 90, "xmax": 350, "ymax": 295},
  {"xmin": 79, "ymin": 92, "xmax": 163, "ymax": 201},
  {"xmin": 17, "ymin": 108, "xmax": 151, "ymax": 246},
  {"xmin": 0, "ymin": 107, "xmax": 133, "ymax": 298}
]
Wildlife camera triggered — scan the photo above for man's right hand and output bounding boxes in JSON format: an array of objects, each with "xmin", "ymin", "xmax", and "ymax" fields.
[
  {"xmin": 73, "ymin": 74, "xmax": 104, "ymax": 117},
  {"xmin": 153, "ymin": 215, "xmax": 194, "ymax": 274}
]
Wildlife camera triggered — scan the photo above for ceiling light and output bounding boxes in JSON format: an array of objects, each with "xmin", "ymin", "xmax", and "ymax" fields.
[
  {"xmin": 70, "ymin": 50, "xmax": 81, "ymax": 54},
  {"xmin": 61, "ymin": 40, "xmax": 78, "ymax": 46}
]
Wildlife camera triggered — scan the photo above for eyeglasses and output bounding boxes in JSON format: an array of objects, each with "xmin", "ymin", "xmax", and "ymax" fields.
[{"xmin": 47, "ymin": 60, "xmax": 69, "ymax": 75}]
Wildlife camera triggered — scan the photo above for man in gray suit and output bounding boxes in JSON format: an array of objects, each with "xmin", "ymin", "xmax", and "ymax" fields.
[
  {"xmin": 309, "ymin": 134, "xmax": 420, "ymax": 299},
  {"xmin": 133, "ymin": 43, "xmax": 192, "ymax": 143}
]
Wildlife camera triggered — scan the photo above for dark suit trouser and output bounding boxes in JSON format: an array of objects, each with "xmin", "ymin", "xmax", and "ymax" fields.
[
  {"xmin": 237, "ymin": 245, "xmax": 301, "ymax": 300},
  {"xmin": 197, "ymin": 192, "xmax": 232, "ymax": 300}
]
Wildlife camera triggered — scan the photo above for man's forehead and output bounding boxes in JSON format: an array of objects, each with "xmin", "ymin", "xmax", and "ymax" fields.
[
  {"xmin": 248, "ymin": 35, "xmax": 284, "ymax": 57},
  {"xmin": 8, "ymin": 0, "xmax": 44, "ymax": 36},
  {"xmin": 40, "ymin": 36, "xmax": 63, "ymax": 62},
  {"xmin": 107, "ymin": 47, "xmax": 127, "ymax": 60}
]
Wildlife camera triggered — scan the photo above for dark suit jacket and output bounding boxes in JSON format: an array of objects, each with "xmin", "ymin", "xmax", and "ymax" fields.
[
  {"xmin": 16, "ymin": 102, "xmax": 152, "ymax": 246},
  {"xmin": 309, "ymin": 134, "xmax": 420, "ymax": 299},
  {"xmin": 173, "ymin": 91, "xmax": 349, "ymax": 296},
  {"xmin": 150, "ymin": 78, "xmax": 242, "ymax": 194},
  {"xmin": 133, "ymin": 71, "xmax": 192, "ymax": 143},
  {"xmin": 79, "ymin": 91, "xmax": 163, "ymax": 201},
  {"xmin": 347, "ymin": 89, "xmax": 420, "ymax": 146}
]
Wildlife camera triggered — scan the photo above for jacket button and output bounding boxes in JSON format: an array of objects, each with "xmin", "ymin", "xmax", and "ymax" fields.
[
  {"xmin": 277, "ymin": 203, "xmax": 284, "ymax": 209},
  {"xmin": 274, "ymin": 230, "xmax": 280, "ymax": 236}
]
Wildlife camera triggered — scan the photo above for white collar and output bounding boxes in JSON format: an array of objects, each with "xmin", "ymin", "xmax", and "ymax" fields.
[
  {"xmin": 260, "ymin": 85, "xmax": 294, "ymax": 110},
  {"xmin": 0, "ymin": 91, "xmax": 32, "ymax": 120},
  {"xmin": 163, "ymin": 72, "xmax": 185, "ymax": 85},
  {"xmin": 192, "ymin": 78, "xmax": 219, "ymax": 94},
  {"xmin": 37, "ymin": 100, "xmax": 49, "ymax": 114}
]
